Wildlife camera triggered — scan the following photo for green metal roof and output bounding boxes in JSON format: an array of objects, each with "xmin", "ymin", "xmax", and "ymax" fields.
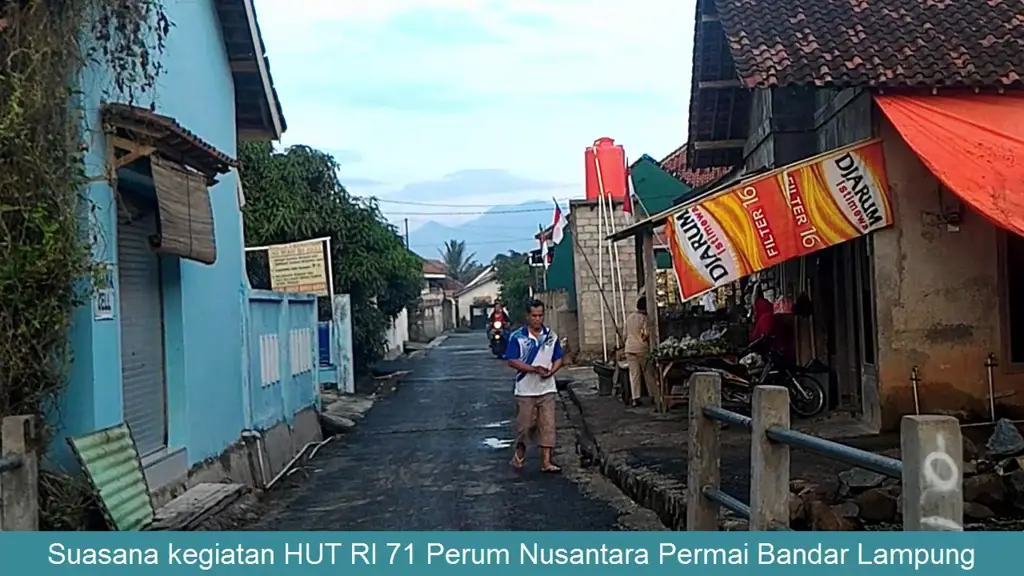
[{"xmin": 67, "ymin": 423, "xmax": 154, "ymax": 531}]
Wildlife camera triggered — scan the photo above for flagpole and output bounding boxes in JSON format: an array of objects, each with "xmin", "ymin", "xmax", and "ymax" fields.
[
  {"xmin": 611, "ymin": 159, "xmax": 628, "ymax": 330},
  {"xmin": 592, "ymin": 150, "xmax": 609, "ymax": 363},
  {"xmin": 597, "ymin": 156, "xmax": 623, "ymax": 350}
]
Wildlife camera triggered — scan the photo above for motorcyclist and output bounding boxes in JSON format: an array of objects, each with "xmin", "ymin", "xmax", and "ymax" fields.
[{"xmin": 489, "ymin": 301, "xmax": 511, "ymax": 327}]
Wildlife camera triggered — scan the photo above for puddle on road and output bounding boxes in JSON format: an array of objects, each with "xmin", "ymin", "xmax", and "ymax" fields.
[
  {"xmin": 482, "ymin": 420, "xmax": 510, "ymax": 428},
  {"xmin": 481, "ymin": 437, "xmax": 514, "ymax": 449}
]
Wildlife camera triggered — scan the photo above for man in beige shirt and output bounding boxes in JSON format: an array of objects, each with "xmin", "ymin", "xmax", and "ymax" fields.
[{"xmin": 624, "ymin": 296, "xmax": 660, "ymax": 408}]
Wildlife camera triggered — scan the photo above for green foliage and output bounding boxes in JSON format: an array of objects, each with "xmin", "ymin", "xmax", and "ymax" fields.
[
  {"xmin": 0, "ymin": 0, "xmax": 171, "ymax": 530},
  {"xmin": 492, "ymin": 251, "xmax": 532, "ymax": 322},
  {"xmin": 239, "ymin": 142, "xmax": 423, "ymax": 373},
  {"xmin": 439, "ymin": 239, "xmax": 480, "ymax": 283},
  {"xmin": 0, "ymin": 1, "xmax": 170, "ymax": 422}
]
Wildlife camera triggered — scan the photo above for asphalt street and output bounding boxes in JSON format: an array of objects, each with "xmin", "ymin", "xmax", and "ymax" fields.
[{"xmin": 247, "ymin": 332, "xmax": 661, "ymax": 531}]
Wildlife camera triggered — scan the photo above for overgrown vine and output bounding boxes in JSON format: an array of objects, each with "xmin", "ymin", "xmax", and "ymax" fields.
[{"xmin": 0, "ymin": 0, "xmax": 171, "ymax": 528}]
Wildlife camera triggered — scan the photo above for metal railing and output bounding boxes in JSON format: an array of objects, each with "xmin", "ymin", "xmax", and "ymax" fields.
[
  {"xmin": 0, "ymin": 415, "xmax": 39, "ymax": 531},
  {"xmin": 687, "ymin": 372, "xmax": 964, "ymax": 531}
]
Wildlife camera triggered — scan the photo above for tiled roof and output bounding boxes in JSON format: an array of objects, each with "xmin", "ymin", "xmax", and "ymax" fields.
[
  {"xmin": 659, "ymin": 144, "xmax": 732, "ymax": 188},
  {"xmin": 422, "ymin": 259, "xmax": 447, "ymax": 276},
  {"xmin": 102, "ymin": 103, "xmax": 237, "ymax": 177},
  {"xmin": 717, "ymin": 0, "xmax": 1024, "ymax": 88}
]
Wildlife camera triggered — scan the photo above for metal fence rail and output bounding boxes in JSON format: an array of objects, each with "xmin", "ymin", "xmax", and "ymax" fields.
[{"xmin": 687, "ymin": 372, "xmax": 964, "ymax": 532}]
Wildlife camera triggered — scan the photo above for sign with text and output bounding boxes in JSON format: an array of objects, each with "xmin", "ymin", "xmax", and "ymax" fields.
[
  {"xmin": 664, "ymin": 139, "xmax": 893, "ymax": 300},
  {"xmin": 268, "ymin": 240, "xmax": 330, "ymax": 297}
]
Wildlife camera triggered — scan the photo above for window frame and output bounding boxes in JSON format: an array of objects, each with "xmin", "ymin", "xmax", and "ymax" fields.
[{"xmin": 997, "ymin": 230, "xmax": 1024, "ymax": 373}]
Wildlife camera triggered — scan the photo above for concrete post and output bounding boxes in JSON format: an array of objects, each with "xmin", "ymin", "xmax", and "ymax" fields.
[
  {"xmin": 687, "ymin": 372, "xmax": 721, "ymax": 531},
  {"xmin": 750, "ymin": 385, "xmax": 790, "ymax": 530},
  {"xmin": 900, "ymin": 415, "xmax": 963, "ymax": 531},
  {"xmin": 0, "ymin": 415, "xmax": 39, "ymax": 531}
]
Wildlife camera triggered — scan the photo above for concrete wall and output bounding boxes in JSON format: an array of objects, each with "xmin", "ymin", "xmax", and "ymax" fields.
[
  {"xmin": 246, "ymin": 292, "xmax": 319, "ymax": 431},
  {"xmin": 456, "ymin": 279, "xmax": 498, "ymax": 325},
  {"xmin": 59, "ymin": 0, "xmax": 295, "ymax": 486},
  {"xmin": 570, "ymin": 199, "xmax": 639, "ymax": 354},
  {"xmin": 534, "ymin": 289, "xmax": 579, "ymax": 360},
  {"xmin": 871, "ymin": 118, "xmax": 1021, "ymax": 428},
  {"xmin": 412, "ymin": 294, "xmax": 445, "ymax": 341},
  {"xmin": 383, "ymin": 308, "xmax": 409, "ymax": 360}
]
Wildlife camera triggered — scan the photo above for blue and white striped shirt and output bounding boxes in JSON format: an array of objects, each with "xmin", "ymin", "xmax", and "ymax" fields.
[{"xmin": 503, "ymin": 325, "xmax": 563, "ymax": 396}]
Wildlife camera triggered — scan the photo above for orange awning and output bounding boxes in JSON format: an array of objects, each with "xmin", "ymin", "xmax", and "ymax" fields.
[{"xmin": 875, "ymin": 94, "xmax": 1024, "ymax": 237}]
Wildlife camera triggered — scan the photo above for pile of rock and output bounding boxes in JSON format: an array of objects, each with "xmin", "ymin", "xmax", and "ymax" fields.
[{"xmin": 788, "ymin": 419, "xmax": 1024, "ymax": 530}]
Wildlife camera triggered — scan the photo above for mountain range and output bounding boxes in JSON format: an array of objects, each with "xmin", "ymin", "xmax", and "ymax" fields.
[{"xmin": 406, "ymin": 200, "xmax": 553, "ymax": 263}]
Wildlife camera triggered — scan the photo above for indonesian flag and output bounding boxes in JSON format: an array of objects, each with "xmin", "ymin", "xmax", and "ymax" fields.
[
  {"xmin": 551, "ymin": 199, "xmax": 567, "ymax": 245},
  {"xmin": 623, "ymin": 164, "xmax": 633, "ymax": 214},
  {"xmin": 540, "ymin": 234, "xmax": 550, "ymax": 269}
]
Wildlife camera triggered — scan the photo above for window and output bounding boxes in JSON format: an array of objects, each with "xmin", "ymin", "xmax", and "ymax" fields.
[{"xmin": 1005, "ymin": 233, "xmax": 1024, "ymax": 364}]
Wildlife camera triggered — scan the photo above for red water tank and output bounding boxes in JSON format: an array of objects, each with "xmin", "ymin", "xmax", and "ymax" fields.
[{"xmin": 584, "ymin": 137, "xmax": 627, "ymax": 201}]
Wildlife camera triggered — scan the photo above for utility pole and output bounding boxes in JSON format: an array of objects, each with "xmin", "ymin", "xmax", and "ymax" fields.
[{"xmin": 404, "ymin": 218, "xmax": 409, "ymax": 249}]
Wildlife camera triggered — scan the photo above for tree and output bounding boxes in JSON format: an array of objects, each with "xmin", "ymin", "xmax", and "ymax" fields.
[
  {"xmin": 239, "ymin": 142, "xmax": 423, "ymax": 373},
  {"xmin": 439, "ymin": 239, "xmax": 479, "ymax": 283},
  {"xmin": 492, "ymin": 250, "xmax": 532, "ymax": 323}
]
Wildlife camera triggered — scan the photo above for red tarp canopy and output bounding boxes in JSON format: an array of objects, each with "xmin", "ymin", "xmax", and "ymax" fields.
[{"xmin": 875, "ymin": 93, "xmax": 1024, "ymax": 237}]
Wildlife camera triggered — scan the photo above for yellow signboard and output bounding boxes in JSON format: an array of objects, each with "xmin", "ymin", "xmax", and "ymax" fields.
[{"xmin": 267, "ymin": 241, "xmax": 329, "ymax": 296}]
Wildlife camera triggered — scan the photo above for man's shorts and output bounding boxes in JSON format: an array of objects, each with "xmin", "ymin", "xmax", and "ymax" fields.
[{"xmin": 514, "ymin": 392, "xmax": 557, "ymax": 448}]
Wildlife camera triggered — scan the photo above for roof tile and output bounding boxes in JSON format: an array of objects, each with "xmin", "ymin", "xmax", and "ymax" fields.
[
  {"xmin": 716, "ymin": 0, "xmax": 1024, "ymax": 88},
  {"xmin": 659, "ymin": 144, "xmax": 731, "ymax": 188}
]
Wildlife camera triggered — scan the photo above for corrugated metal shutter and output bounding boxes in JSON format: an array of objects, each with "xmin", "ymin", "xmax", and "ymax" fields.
[{"xmin": 117, "ymin": 194, "xmax": 167, "ymax": 457}]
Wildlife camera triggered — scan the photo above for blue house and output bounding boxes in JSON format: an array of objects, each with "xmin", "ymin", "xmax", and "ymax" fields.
[{"xmin": 60, "ymin": 0, "xmax": 321, "ymax": 502}]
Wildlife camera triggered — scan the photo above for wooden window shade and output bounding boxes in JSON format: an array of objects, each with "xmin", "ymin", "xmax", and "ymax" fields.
[{"xmin": 150, "ymin": 155, "xmax": 217, "ymax": 265}]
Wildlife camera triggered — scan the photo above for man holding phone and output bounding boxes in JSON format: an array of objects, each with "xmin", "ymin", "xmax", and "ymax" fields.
[{"xmin": 504, "ymin": 299, "xmax": 564, "ymax": 473}]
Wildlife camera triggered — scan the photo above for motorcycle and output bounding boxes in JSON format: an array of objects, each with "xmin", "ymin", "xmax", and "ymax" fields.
[
  {"xmin": 488, "ymin": 320, "xmax": 509, "ymax": 358},
  {"xmin": 687, "ymin": 337, "xmax": 827, "ymax": 418}
]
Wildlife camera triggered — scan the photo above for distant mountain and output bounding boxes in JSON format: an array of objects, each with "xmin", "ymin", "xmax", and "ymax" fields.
[{"xmin": 408, "ymin": 200, "xmax": 552, "ymax": 263}]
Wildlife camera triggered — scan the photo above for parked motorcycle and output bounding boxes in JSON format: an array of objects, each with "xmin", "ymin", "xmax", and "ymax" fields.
[
  {"xmin": 488, "ymin": 320, "xmax": 509, "ymax": 358},
  {"xmin": 688, "ymin": 337, "xmax": 827, "ymax": 418}
]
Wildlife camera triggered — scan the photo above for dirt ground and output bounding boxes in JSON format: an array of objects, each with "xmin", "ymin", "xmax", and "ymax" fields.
[
  {"xmin": 564, "ymin": 365, "xmax": 1024, "ymax": 531},
  {"xmin": 566, "ymin": 374, "xmax": 868, "ymax": 500}
]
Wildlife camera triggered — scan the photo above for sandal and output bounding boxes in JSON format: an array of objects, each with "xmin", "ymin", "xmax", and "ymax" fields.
[
  {"xmin": 541, "ymin": 463, "xmax": 562, "ymax": 473},
  {"xmin": 510, "ymin": 452, "xmax": 525, "ymax": 469}
]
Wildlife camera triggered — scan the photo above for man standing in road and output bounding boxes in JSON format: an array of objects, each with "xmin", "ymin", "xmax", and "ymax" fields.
[{"xmin": 504, "ymin": 299, "xmax": 564, "ymax": 473}]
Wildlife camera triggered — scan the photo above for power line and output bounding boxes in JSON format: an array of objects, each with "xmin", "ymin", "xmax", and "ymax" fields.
[
  {"xmin": 409, "ymin": 237, "xmax": 539, "ymax": 248},
  {"xmin": 373, "ymin": 198, "xmax": 573, "ymax": 208},
  {"xmin": 387, "ymin": 207, "xmax": 551, "ymax": 216},
  {"xmin": 368, "ymin": 190, "xmax": 688, "ymax": 209}
]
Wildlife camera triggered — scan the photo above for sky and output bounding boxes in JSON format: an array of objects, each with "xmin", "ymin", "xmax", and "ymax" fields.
[{"xmin": 252, "ymin": 0, "xmax": 696, "ymax": 245}]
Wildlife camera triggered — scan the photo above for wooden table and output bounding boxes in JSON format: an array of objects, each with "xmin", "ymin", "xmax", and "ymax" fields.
[{"xmin": 653, "ymin": 352, "xmax": 742, "ymax": 413}]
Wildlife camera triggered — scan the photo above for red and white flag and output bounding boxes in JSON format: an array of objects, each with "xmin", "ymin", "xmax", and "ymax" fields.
[
  {"xmin": 551, "ymin": 199, "xmax": 567, "ymax": 245},
  {"xmin": 623, "ymin": 164, "xmax": 633, "ymax": 215},
  {"xmin": 540, "ymin": 231, "xmax": 550, "ymax": 269}
]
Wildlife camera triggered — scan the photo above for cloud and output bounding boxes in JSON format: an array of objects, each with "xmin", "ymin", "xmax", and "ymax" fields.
[
  {"xmin": 321, "ymin": 148, "xmax": 363, "ymax": 164},
  {"xmin": 252, "ymin": 0, "xmax": 695, "ymax": 223},
  {"xmin": 383, "ymin": 6, "xmax": 507, "ymax": 45},
  {"xmin": 340, "ymin": 177, "xmax": 386, "ymax": 189},
  {"xmin": 386, "ymin": 169, "xmax": 569, "ymax": 202}
]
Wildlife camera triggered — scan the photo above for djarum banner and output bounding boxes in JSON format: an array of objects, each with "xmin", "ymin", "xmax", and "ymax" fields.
[{"xmin": 664, "ymin": 138, "xmax": 893, "ymax": 300}]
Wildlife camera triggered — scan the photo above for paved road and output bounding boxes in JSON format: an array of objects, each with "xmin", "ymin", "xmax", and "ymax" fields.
[{"xmin": 248, "ymin": 332, "xmax": 661, "ymax": 531}]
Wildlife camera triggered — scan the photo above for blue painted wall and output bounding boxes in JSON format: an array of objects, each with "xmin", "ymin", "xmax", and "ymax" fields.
[
  {"xmin": 59, "ymin": 0, "xmax": 251, "ymax": 467},
  {"xmin": 248, "ymin": 292, "xmax": 318, "ymax": 431}
]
